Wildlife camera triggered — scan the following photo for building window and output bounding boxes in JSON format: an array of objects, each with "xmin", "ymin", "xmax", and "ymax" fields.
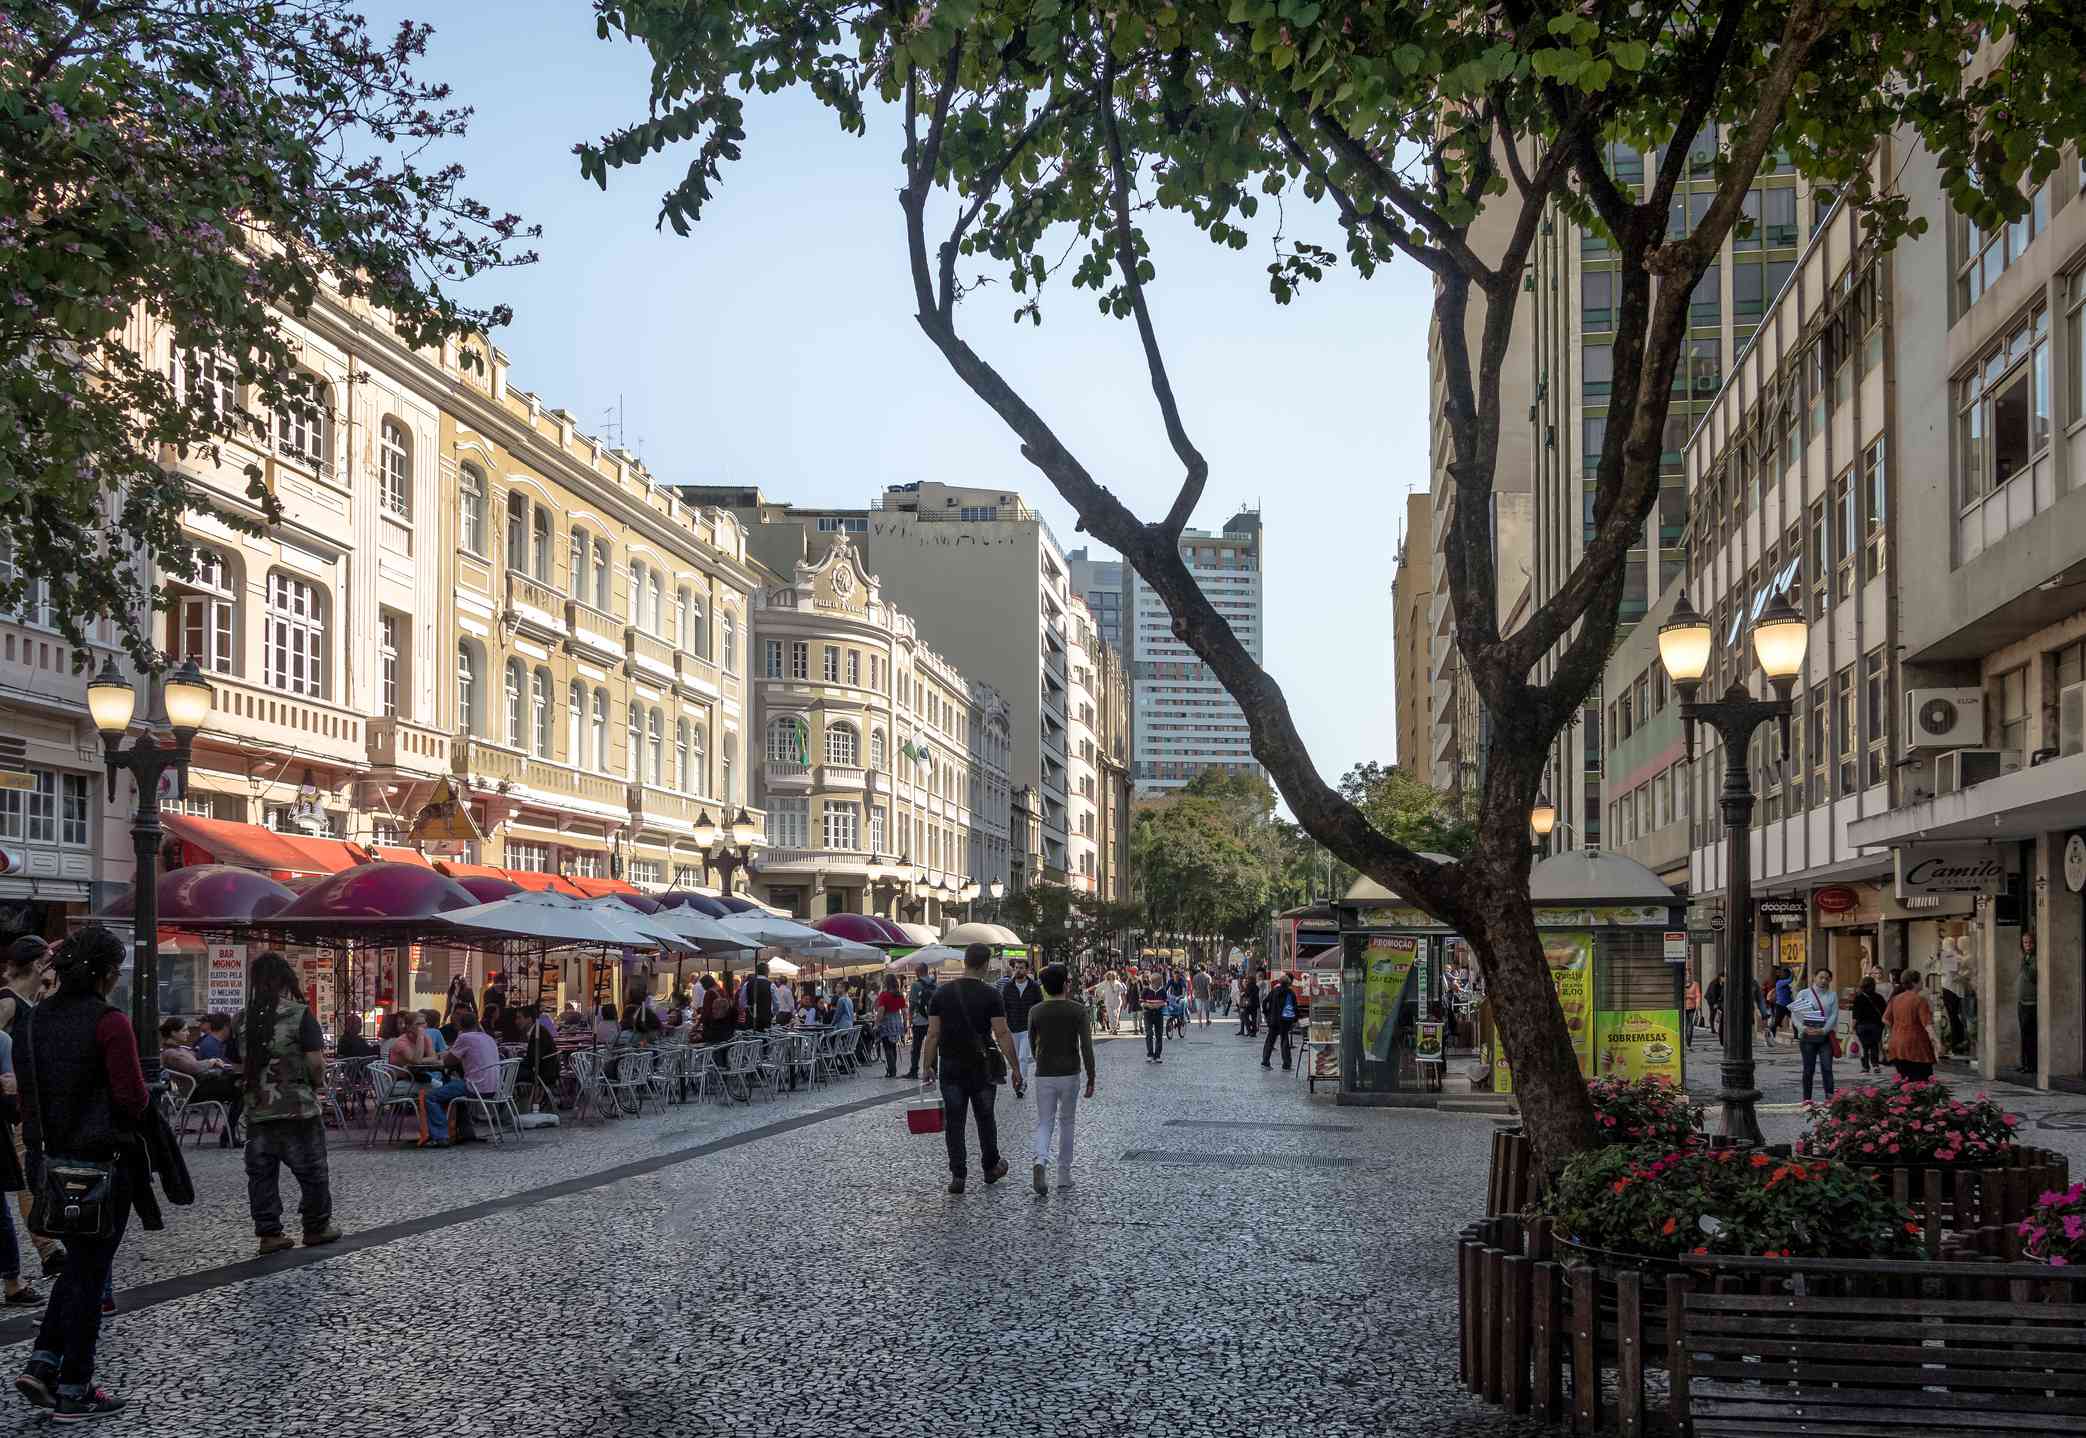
[
  {"xmin": 568, "ymin": 681, "xmax": 584, "ymax": 764},
  {"xmin": 676, "ymin": 587, "xmax": 693, "ymax": 651},
  {"xmin": 722, "ymin": 612, "xmax": 736, "ymax": 672},
  {"xmin": 1583, "ymin": 342, "xmax": 1613, "ymax": 400},
  {"xmin": 789, "ymin": 641, "xmax": 808, "ymax": 680},
  {"xmin": 571, "ymin": 529, "xmax": 591, "ymax": 604},
  {"xmin": 1582, "ymin": 269, "xmax": 1614, "ymax": 332},
  {"xmin": 1835, "ymin": 665, "xmax": 1856, "ymax": 796},
  {"xmin": 505, "ymin": 659, "xmax": 526, "ymax": 748},
  {"xmin": 1956, "ymin": 187, "xmax": 2048, "ymax": 312},
  {"xmin": 504, "ymin": 494, "xmax": 527, "ymax": 573},
  {"xmin": 869, "ymin": 729, "xmax": 886, "ymax": 770},
  {"xmin": 764, "ymin": 640, "xmax": 783, "ymax": 678},
  {"xmin": 627, "ymin": 858, "xmax": 664, "ymax": 887},
  {"xmin": 170, "ymin": 546, "xmax": 236, "ymax": 675},
  {"xmin": 870, "ymin": 805, "xmax": 887, "ymax": 854},
  {"xmin": 592, "ymin": 688, "xmax": 608, "ymax": 770},
  {"xmin": 1862, "ymin": 439, "xmax": 1887, "ymax": 582},
  {"xmin": 823, "ymin": 645, "xmax": 840, "ymax": 683},
  {"xmin": 1954, "ymin": 306, "xmax": 2051, "ymax": 510},
  {"xmin": 1833, "ymin": 468, "xmax": 1856, "ymax": 600},
  {"xmin": 647, "ymin": 708, "xmax": 664, "ymax": 786},
  {"xmin": 459, "ymin": 464, "xmax": 487, "ymax": 555},
  {"xmin": 532, "ymin": 508, "xmax": 553, "ymax": 584},
  {"xmin": 263, "ymin": 572, "xmax": 325, "ymax": 698},
  {"xmin": 768, "ymin": 715, "xmax": 809, "ymax": 766},
  {"xmin": 457, "ymin": 642, "xmax": 482, "ymax": 735},
  {"xmin": 379, "ymin": 613, "xmax": 401, "ymax": 719},
  {"xmin": 823, "ymin": 802, "xmax": 859, "ymax": 851},
  {"xmin": 568, "ymin": 851, "xmax": 602, "ymax": 879},
  {"xmin": 1690, "ymin": 264, "xmax": 1720, "ymax": 328},
  {"xmin": 1864, "ymin": 650, "xmax": 1887, "ymax": 787},
  {"xmin": 60, "ymin": 773, "xmax": 88, "ymax": 847},
  {"xmin": 593, "ymin": 540, "xmax": 611, "ymax": 611},
  {"xmin": 770, "ymin": 797, "xmax": 808, "ymax": 848},
  {"xmin": 276, "ymin": 375, "xmax": 332, "ymax": 471},
  {"xmin": 847, "ymin": 650, "xmax": 861, "ymax": 686},
  {"xmin": 1996, "ymin": 666, "xmax": 2029, "ymax": 754},
  {"xmin": 1762, "ymin": 186, "xmax": 1798, "ymax": 248},
  {"xmin": 627, "ymin": 703, "xmax": 642, "ymax": 780},
  {"xmin": 826, "ymin": 721, "xmax": 859, "ymax": 767},
  {"xmin": 675, "ymin": 718, "xmax": 691, "ymax": 791},
  {"xmin": 2068, "ymin": 270, "xmax": 2086, "ymax": 427},
  {"xmin": 531, "ymin": 669, "xmax": 552, "ymax": 758},
  {"xmin": 869, "ymin": 654, "xmax": 882, "ymax": 691},
  {"xmin": 721, "ymin": 732, "xmax": 734, "ymax": 802},
  {"xmin": 378, "ymin": 419, "xmax": 411, "ymax": 518},
  {"xmin": 506, "ymin": 841, "xmax": 551, "ymax": 873},
  {"xmin": 691, "ymin": 723, "xmax": 706, "ymax": 794},
  {"xmin": 627, "ymin": 560, "xmax": 646, "ymax": 624},
  {"xmin": 646, "ymin": 569, "xmax": 662, "ymax": 634}
]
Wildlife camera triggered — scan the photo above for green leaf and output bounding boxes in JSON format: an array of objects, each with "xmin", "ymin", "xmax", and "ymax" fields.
[
  {"xmin": 1611, "ymin": 40, "xmax": 1648, "ymax": 72},
  {"xmin": 1393, "ymin": 43, "xmax": 1426, "ymax": 75}
]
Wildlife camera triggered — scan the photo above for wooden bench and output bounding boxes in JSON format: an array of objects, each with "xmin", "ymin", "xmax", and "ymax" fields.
[{"xmin": 1680, "ymin": 1288, "xmax": 2086, "ymax": 1437}]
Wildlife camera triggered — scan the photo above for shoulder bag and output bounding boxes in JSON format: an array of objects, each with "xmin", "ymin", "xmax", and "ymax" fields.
[
  {"xmin": 24, "ymin": 1004, "xmax": 116, "ymax": 1241},
  {"xmin": 955, "ymin": 980, "xmax": 1008, "ymax": 1086}
]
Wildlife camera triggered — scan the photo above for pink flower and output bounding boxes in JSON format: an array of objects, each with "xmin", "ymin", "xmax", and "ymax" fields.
[
  {"xmin": 2053, "ymin": 1257, "xmax": 2070, "ymax": 1267},
  {"xmin": 2003, "ymin": 1114, "xmax": 2020, "ymax": 1127},
  {"xmin": 2064, "ymin": 1216, "xmax": 2086, "ymax": 1242}
]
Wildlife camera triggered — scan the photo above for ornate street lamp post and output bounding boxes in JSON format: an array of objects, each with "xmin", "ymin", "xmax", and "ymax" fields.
[
  {"xmin": 87, "ymin": 656, "xmax": 213, "ymax": 1084},
  {"xmin": 693, "ymin": 806, "xmax": 760, "ymax": 897},
  {"xmin": 1656, "ymin": 587, "xmax": 1809, "ymax": 1145}
]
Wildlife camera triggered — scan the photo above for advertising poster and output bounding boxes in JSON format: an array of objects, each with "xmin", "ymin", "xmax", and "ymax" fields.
[
  {"xmin": 1596, "ymin": 1009, "xmax": 1684, "ymax": 1083},
  {"xmin": 205, "ymin": 944, "xmax": 246, "ymax": 1015},
  {"xmin": 1545, "ymin": 931, "xmax": 1594, "ymax": 1077},
  {"xmin": 1415, "ymin": 1020, "xmax": 1445, "ymax": 1064},
  {"xmin": 1362, "ymin": 935, "xmax": 1420, "ymax": 1062}
]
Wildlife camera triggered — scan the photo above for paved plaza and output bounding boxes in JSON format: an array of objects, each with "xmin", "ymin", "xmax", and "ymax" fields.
[{"xmin": 0, "ymin": 1028, "xmax": 1555, "ymax": 1437}]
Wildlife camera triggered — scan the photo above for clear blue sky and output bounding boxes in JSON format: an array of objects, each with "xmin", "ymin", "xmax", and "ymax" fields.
[{"xmin": 377, "ymin": 0, "xmax": 1435, "ymax": 789}]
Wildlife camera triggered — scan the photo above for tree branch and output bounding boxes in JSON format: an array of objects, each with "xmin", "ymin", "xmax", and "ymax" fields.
[
  {"xmin": 1270, "ymin": 117, "xmax": 1455, "ymax": 277},
  {"xmin": 1307, "ymin": 110, "xmax": 1498, "ymax": 286},
  {"xmin": 1643, "ymin": 0, "xmax": 1749, "ymax": 220},
  {"xmin": 938, "ymin": 86, "xmax": 1090, "ymax": 322}
]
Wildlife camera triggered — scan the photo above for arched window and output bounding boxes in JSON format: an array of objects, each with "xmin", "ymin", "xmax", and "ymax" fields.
[
  {"xmin": 628, "ymin": 560, "xmax": 646, "ymax": 624},
  {"xmin": 691, "ymin": 723, "xmax": 706, "ymax": 794},
  {"xmin": 459, "ymin": 463, "xmax": 487, "ymax": 554},
  {"xmin": 646, "ymin": 570, "xmax": 662, "ymax": 635},
  {"xmin": 263, "ymin": 571, "xmax": 325, "ymax": 698},
  {"xmin": 505, "ymin": 493, "xmax": 528, "ymax": 571},
  {"xmin": 767, "ymin": 715, "xmax": 808, "ymax": 765},
  {"xmin": 627, "ymin": 702, "xmax": 642, "ymax": 780},
  {"xmin": 647, "ymin": 707, "xmax": 664, "ymax": 787},
  {"xmin": 676, "ymin": 587, "xmax": 692, "ymax": 650},
  {"xmin": 592, "ymin": 689, "xmax": 608, "ymax": 770},
  {"xmin": 826, "ymin": 721, "xmax": 859, "ymax": 767},
  {"xmin": 504, "ymin": 659, "xmax": 525, "ymax": 747},
  {"xmin": 531, "ymin": 507, "xmax": 552, "ymax": 582},
  {"xmin": 378, "ymin": 418, "xmax": 411, "ymax": 517},
  {"xmin": 570, "ymin": 528, "xmax": 589, "ymax": 602},
  {"xmin": 170, "ymin": 545, "xmax": 237, "ymax": 675},
  {"xmin": 721, "ymin": 610, "xmax": 737, "ymax": 671},
  {"xmin": 567, "ymin": 681, "xmax": 584, "ymax": 763},
  {"xmin": 675, "ymin": 719, "xmax": 691, "ymax": 792},
  {"xmin": 592, "ymin": 539, "xmax": 611, "ymax": 610},
  {"xmin": 869, "ymin": 729, "xmax": 886, "ymax": 771},
  {"xmin": 530, "ymin": 669, "xmax": 552, "ymax": 756},
  {"xmin": 721, "ymin": 732, "xmax": 735, "ymax": 802},
  {"xmin": 457, "ymin": 642, "xmax": 482, "ymax": 735}
]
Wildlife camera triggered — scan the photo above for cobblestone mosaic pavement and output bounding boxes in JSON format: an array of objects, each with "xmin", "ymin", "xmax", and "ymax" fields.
[{"xmin": 0, "ymin": 1025, "xmax": 1560, "ymax": 1436}]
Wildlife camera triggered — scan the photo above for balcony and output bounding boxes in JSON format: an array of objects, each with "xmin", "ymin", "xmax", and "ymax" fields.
[
  {"xmin": 624, "ymin": 627, "xmax": 676, "ymax": 684},
  {"xmin": 676, "ymin": 652, "xmax": 721, "ymax": 699},
  {"xmin": 505, "ymin": 571, "xmax": 567, "ymax": 640},
  {"xmin": 451, "ymin": 737, "xmax": 630, "ymax": 819},
  {"xmin": 365, "ymin": 716, "xmax": 451, "ymax": 778},
  {"xmin": 567, "ymin": 601, "xmax": 623, "ymax": 662},
  {"xmin": 818, "ymin": 764, "xmax": 866, "ymax": 791},
  {"xmin": 759, "ymin": 847, "xmax": 894, "ymax": 879},
  {"xmin": 628, "ymin": 783, "xmax": 704, "ymax": 834},
  {"xmin": 864, "ymin": 769, "xmax": 886, "ymax": 795},
  {"xmin": 764, "ymin": 761, "xmax": 812, "ymax": 789},
  {"xmin": 202, "ymin": 674, "xmax": 364, "ymax": 767}
]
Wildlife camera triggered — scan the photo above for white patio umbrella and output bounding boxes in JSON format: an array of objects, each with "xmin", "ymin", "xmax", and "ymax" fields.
[
  {"xmin": 884, "ymin": 943, "xmax": 969, "ymax": 972},
  {"xmin": 940, "ymin": 922, "xmax": 1005, "ymax": 948},
  {"xmin": 766, "ymin": 956, "xmax": 802, "ymax": 977},
  {"xmin": 585, "ymin": 898, "xmax": 750, "ymax": 956},
  {"xmin": 718, "ymin": 910, "xmax": 845, "ymax": 954},
  {"xmin": 441, "ymin": 890, "xmax": 682, "ymax": 950},
  {"xmin": 821, "ymin": 935, "xmax": 886, "ymax": 966}
]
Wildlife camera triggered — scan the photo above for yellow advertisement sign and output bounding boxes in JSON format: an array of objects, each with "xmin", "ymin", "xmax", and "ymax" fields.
[
  {"xmin": 1494, "ymin": 932, "xmax": 1595, "ymax": 1094},
  {"xmin": 1362, "ymin": 935, "xmax": 1419, "ymax": 1062},
  {"xmin": 1596, "ymin": 1009, "xmax": 1684, "ymax": 1084}
]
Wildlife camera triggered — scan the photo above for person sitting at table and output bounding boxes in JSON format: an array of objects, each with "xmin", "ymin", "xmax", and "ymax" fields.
[
  {"xmin": 495, "ymin": 1004, "xmax": 527, "ymax": 1044},
  {"xmin": 387, "ymin": 1010, "xmax": 436, "ymax": 1069},
  {"xmin": 697, "ymin": 975, "xmax": 734, "ymax": 1045},
  {"xmin": 334, "ymin": 1013, "xmax": 379, "ymax": 1059},
  {"xmin": 557, "ymin": 1002, "xmax": 587, "ymax": 1033},
  {"xmin": 481, "ymin": 1000, "xmax": 506, "ymax": 1045},
  {"xmin": 377, "ymin": 1011, "xmax": 403, "ymax": 1045},
  {"xmin": 519, "ymin": 1003, "xmax": 560, "ymax": 1111},
  {"xmin": 591, "ymin": 1002, "xmax": 619, "ymax": 1050},
  {"xmin": 418, "ymin": 1008, "xmax": 448, "ymax": 1054},
  {"xmin": 418, "ymin": 1009, "xmax": 498, "ymax": 1146},
  {"xmin": 438, "ymin": 1005, "xmax": 466, "ymax": 1050},
  {"xmin": 194, "ymin": 1012, "xmax": 231, "ymax": 1062},
  {"xmin": 160, "ymin": 1016, "xmax": 245, "ymax": 1148}
]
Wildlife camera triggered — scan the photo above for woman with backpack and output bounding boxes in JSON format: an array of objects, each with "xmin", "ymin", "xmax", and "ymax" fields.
[{"xmin": 873, "ymin": 974, "xmax": 908, "ymax": 1077}]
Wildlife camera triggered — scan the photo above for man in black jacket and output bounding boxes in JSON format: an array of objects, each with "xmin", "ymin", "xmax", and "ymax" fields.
[
  {"xmin": 1261, "ymin": 974, "xmax": 1299, "ymax": 1070},
  {"xmin": 1239, "ymin": 971, "xmax": 1262, "ymax": 1039},
  {"xmin": 997, "ymin": 959, "xmax": 1043, "ymax": 1094},
  {"xmin": 739, "ymin": 963, "xmax": 776, "ymax": 1032}
]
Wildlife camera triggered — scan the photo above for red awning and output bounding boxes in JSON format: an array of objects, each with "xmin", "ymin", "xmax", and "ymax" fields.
[
  {"xmin": 368, "ymin": 846, "xmax": 435, "ymax": 868},
  {"xmin": 160, "ymin": 814, "xmax": 369, "ymax": 880},
  {"xmin": 566, "ymin": 876, "xmax": 640, "ymax": 898},
  {"xmin": 436, "ymin": 862, "xmax": 591, "ymax": 899}
]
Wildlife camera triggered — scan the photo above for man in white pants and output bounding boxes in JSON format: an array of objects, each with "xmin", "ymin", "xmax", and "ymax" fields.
[{"xmin": 1024, "ymin": 963, "xmax": 1096, "ymax": 1194}]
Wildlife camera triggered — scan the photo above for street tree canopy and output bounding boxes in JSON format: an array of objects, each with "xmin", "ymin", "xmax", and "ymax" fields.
[
  {"xmin": 1, "ymin": 2, "xmax": 533, "ymax": 663},
  {"xmin": 585, "ymin": 0, "xmax": 2086, "ymax": 1172}
]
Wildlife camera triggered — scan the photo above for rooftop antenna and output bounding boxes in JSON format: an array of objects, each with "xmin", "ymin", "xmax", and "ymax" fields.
[{"xmin": 602, "ymin": 394, "xmax": 625, "ymax": 451}]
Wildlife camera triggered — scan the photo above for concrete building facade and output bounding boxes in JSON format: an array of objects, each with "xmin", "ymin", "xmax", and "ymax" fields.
[
  {"xmin": 1125, "ymin": 510, "xmax": 1265, "ymax": 795},
  {"xmin": 1392, "ymin": 490, "xmax": 1434, "ymax": 773}
]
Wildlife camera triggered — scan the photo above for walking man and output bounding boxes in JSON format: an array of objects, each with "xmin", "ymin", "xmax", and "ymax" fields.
[
  {"xmin": 739, "ymin": 962, "xmax": 776, "ymax": 1032},
  {"xmin": 904, "ymin": 968, "xmax": 937, "ymax": 1079},
  {"xmin": 920, "ymin": 944, "xmax": 1023, "ymax": 1194},
  {"xmin": 231, "ymin": 952, "xmax": 339, "ymax": 1255},
  {"xmin": 1191, "ymin": 966, "xmax": 1212, "ymax": 1028},
  {"xmin": 1239, "ymin": 970, "xmax": 1261, "ymax": 1039},
  {"xmin": 998, "ymin": 958, "xmax": 1042, "ymax": 1093},
  {"xmin": 1261, "ymin": 972, "xmax": 1299, "ymax": 1070},
  {"xmin": 1704, "ymin": 973, "xmax": 1724, "ymax": 1040},
  {"xmin": 1026, "ymin": 964, "xmax": 1095, "ymax": 1194},
  {"xmin": 1139, "ymin": 971, "xmax": 1168, "ymax": 1062}
]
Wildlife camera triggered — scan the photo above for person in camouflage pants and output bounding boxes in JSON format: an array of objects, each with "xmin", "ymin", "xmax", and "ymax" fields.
[{"xmin": 230, "ymin": 953, "xmax": 339, "ymax": 1256}]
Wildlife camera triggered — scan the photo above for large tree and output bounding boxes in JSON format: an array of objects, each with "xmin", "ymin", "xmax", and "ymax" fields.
[
  {"xmin": 584, "ymin": 0, "xmax": 2086, "ymax": 1171},
  {"xmin": 0, "ymin": 2, "xmax": 533, "ymax": 663}
]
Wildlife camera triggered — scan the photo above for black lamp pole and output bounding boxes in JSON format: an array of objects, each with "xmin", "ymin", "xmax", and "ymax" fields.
[
  {"xmin": 694, "ymin": 806, "xmax": 759, "ymax": 897},
  {"xmin": 89, "ymin": 657, "xmax": 212, "ymax": 1085}
]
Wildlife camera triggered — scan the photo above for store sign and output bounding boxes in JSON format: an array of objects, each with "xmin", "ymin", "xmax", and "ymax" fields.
[
  {"xmin": 1759, "ymin": 899, "xmax": 1808, "ymax": 928},
  {"xmin": 1663, "ymin": 931, "xmax": 1688, "ymax": 961},
  {"xmin": 1894, "ymin": 844, "xmax": 2006, "ymax": 898},
  {"xmin": 1814, "ymin": 886, "xmax": 1860, "ymax": 914},
  {"xmin": 2066, "ymin": 834, "xmax": 2086, "ymax": 895},
  {"xmin": 205, "ymin": 944, "xmax": 246, "ymax": 1015}
]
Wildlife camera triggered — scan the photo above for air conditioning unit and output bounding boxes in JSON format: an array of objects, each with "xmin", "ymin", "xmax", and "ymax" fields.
[
  {"xmin": 1906, "ymin": 688, "xmax": 1984, "ymax": 750},
  {"xmin": 1933, "ymin": 748, "xmax": 2022, "ymax": 796},
  {"xmin": 2060, "ymin": 681, "xmax": 2086, "ymax": 758}
]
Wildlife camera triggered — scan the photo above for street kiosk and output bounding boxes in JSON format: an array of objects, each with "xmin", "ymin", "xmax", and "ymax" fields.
[{"xmin": 1331, "ymin": 854, "xmax": 1460, "ymax": 1104}]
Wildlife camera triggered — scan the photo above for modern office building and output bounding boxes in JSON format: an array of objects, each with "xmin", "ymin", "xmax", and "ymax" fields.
[
  {"xmin": 1068, "ymin": 548, "xmax": 1125, "ymax": 654},
  {"xmin": 1125, "ymin": 509, "xmax": 1265, "ymax": 794},
  {"xmin": 1392, "ymin": 490, "xmax": 1434, "ymax": 772},
  {"xmin": 684, "ymin": 481, "xmax": 1077, "ymax": 887}
]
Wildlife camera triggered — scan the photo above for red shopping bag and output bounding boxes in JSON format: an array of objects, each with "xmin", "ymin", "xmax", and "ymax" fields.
[{"xmin": 905, "ymin": 1099, "xmax": 945, "ymax": 1135}]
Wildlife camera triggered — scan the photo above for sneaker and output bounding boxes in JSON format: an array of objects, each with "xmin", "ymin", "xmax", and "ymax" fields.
[
  {"xmin": 303, "ymin": 1224, "xmax": 342, "ymax": 1248},
  {"xmin": 1057, "ymin": 1179, "xmax": 1075, "ymax": 1192},
  {"xmin": 984, "ymin": 1160, "xmax": 1009, "ymax": 1185},
  {"xmin": 3, "ymin": 1286, "xmax": 40, "ymax": 1307},
  {"xmin": 1261, "ymin": 1060, "xmax": 1272, "ymax": 1068},
  {"xmin": 946, "ymin": 1177, "xmax": 965, "ymax": 1195},
  {"xmin": 51, "ymin": 1387, "xmax": 125, "ymax": 1422},
  {"xmin": 98, "ymin": 1296, "xmax": 113, "ymax": 1316},
  {"xmin": 1032, "ymin": 1163, "xmax": 1047, "ymax": 1195},
  {"xmin": 15, "ymin": 1359, "xmax": 55, "ymax": 1410},
  {"xmin": 256, "ymin": 1233, "xmax": 296, "ymax": 1256}
]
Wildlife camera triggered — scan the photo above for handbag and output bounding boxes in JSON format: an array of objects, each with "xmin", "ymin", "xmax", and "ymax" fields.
[
  {"xmin": 904, "ymin": 1098, "xmax": 946, "ymax": 1135},
  {"xmin": 24, "ymin": 1005, "xmax": 116, "ymax": 1241},
  {"xmin": 1828, "ymin": 1032, "xmax": 1844, "ymax": 1059}
]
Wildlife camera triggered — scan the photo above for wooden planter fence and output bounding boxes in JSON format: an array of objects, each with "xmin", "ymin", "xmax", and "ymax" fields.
[
  {"xmin": 1457, "ymin": 1212, "xmax": 2086, "ymax": 1436},
  {"xmin": 1484, "ymin": 1127, "xmax": 2069, "ymax": 1249}
]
